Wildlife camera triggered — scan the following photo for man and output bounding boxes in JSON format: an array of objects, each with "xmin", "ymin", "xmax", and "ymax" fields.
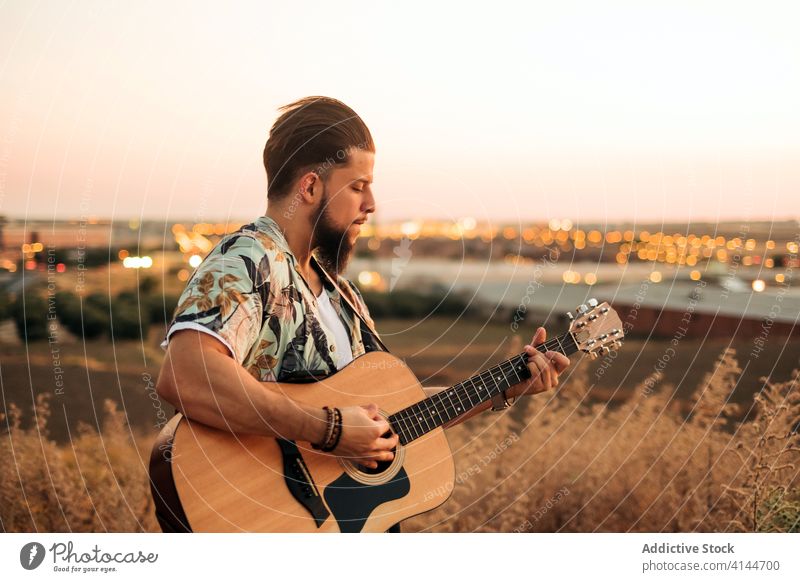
[{"xmin": 155, "ymin": 96, "xmax": 571, "ymax": 532}]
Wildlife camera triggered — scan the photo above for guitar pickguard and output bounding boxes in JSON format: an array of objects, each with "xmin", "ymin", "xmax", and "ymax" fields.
[{"xmin": 324, "ymin": 467, "xmax": 410, "ymax": 533}]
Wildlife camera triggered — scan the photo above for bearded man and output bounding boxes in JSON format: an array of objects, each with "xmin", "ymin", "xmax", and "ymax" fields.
[{"xmin": 155, "ymin": 96, "xmax": 570, "ymax": 533}]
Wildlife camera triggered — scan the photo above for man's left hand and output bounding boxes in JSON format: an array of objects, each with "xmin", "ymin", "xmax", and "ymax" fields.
[{"xmin": 507, "ymin": 327, "xmax": 571, "ymax": 398}]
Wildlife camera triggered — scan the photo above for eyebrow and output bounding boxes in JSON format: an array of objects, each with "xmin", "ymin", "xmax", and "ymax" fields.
[{"xmin": 352, "ymin": 178, "xmax": 373, "ymax": 185}]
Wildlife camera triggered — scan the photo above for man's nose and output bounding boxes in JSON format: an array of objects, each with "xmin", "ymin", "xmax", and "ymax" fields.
[{"xmin": 362, "ymin": 190, "xmax": 376, "ymax": 214}]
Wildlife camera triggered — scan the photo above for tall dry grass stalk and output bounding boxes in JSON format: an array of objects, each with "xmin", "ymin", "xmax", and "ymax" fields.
[
  {"xmin": 1, "ymin": 348, "xmax": 798, "ymax": 532},
  {"xmin": 0, "ymin": 394, "xmax": 158, "ymax": 532}
]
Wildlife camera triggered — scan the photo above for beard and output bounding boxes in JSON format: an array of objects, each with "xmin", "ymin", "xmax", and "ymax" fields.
[{"xmin": 311, "ymin": 186, "xmax": 356, "ymax": 278}]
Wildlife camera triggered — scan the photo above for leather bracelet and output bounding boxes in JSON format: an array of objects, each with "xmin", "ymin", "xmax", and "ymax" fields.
[
  {"xmin": 327, "ymin": 408, "xmax": 343, "ymax": 452},
  {"xmin": 311, "ymin": 407, "xmax": 343, "ymax": 452},
  {"xmin": 311, "ymin": 406, "xmax": 336, "ymax": 450},
  {"xmin": 490, "ymin": 390, "xmax": 517, "ymax": 412}
]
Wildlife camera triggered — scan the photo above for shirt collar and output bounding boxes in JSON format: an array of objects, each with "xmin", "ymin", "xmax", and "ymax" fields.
[
  {"xmin": 254, "ymin": 214, "xmax": 337, "ymax": 291},
  {"xmin": 253, "ymin": 215, "xmax": 295, "ymax": 258}
]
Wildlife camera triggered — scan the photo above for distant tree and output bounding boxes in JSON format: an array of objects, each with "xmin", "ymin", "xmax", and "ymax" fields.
[
  {"xmin": 85, "ymin": 292, "xmax": 110, "ymax": 312},
  {"xmin": 81, "ymin": 304, "xmax": 111, "ymax": 339},
  {"xmin": 146, "ymin": 293, "xmax": 180, "ymax": 324},
  {"xmin": 138, "ymin": 276, "xmax": 158, "ymax": 295},
  {"xmin": 110, "ymin": 296, "xmax": 149, "ymax": 341},
  {"xmin": 11, "ymin": 288, "xmax": 48, "ymax": 341},
  {"xmin": 0, "ymin": 289, "xmax": 11, "ymax": 321},
  {"xmin": 55, "ymin": 291, "xmax": 108, "ymax": 340}
]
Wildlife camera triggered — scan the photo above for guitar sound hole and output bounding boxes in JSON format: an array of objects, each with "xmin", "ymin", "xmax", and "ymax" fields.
[{"xmin": 357, "ymin": 431, "xmax": 397, "ymax": 475}]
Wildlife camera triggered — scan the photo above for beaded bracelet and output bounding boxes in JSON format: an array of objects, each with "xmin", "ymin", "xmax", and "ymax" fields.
[
  {"xmin": 311, "ymin": 406, "xmax": 343, "ymax": 452},
  {"xmin": 327, "ymin": 408, "xmax": 343, "ymax": 452},
  {"xmin": 311, "ymin": 406, "xmax": 335, "ymax": 451}
]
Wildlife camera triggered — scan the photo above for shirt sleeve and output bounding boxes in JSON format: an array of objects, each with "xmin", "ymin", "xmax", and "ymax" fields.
[
  {"xmin": 160, "ymin": 322, "xmax": 237, "ymax": 359},
  {"xmin": 164, "ymin": 235, "xmax": 270, "ymax": 365}
]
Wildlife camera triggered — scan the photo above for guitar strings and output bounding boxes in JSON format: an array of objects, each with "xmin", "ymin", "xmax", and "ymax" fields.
[
  {"xmin": 392, "ymin": 353, "xmax": 532, "ymax": 438},
  {"xmin": 396, "ymin": 334, "xmax": 567, "ymax": 428},
  {"xmin": 390, "ymin": 333, "xmax": 578, "ymax": 442},
  {"xmin": 391, "ymin": 353, "xmax": 536, "ymax": 441}
]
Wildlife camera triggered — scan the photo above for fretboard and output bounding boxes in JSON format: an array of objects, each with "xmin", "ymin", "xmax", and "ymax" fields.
[{"xmin": 389, "ymin": 332, "xmax": 579, "ymax": 445}]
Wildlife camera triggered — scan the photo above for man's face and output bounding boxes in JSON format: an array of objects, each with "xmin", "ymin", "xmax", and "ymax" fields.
[{"xmin": 311, "ymin": 148, "xmax": 375, "ymax": 276}]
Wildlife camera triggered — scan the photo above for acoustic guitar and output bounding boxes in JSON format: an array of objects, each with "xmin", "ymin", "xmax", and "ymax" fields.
[{"xmin": 149, "ymin": 299, "xmax": 623, "ymax": 532}]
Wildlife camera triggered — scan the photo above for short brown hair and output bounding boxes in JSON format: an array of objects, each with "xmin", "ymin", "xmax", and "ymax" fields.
[{"xmin": 263, "ymin": 96, "xmax": 375, "ymax": 201}]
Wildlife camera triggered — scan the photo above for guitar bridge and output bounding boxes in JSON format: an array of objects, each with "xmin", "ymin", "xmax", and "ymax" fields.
[{"xmin": 276, "ymin": 439, "xmax": 330, "ymax": 528}]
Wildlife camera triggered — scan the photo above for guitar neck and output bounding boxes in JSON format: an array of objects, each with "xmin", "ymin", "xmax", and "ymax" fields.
[{"xmin": 389, "ymin": 331, "xmax": 579, "ymax": 445}]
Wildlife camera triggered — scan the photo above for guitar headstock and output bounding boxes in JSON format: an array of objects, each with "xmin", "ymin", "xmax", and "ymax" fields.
[{"xmin": 566, "ymin": 298, "xmax": 624, "ymax": 359}]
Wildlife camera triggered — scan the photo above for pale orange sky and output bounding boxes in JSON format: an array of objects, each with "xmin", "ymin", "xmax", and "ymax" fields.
[{"xmin": 1, "ymin": 1, "xmax": 799, "ymax": 226}]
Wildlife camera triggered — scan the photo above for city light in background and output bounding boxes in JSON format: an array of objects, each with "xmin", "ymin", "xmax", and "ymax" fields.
[{"xmin": 5, "ymin": 216, "xmax": 796, "ymax": 297}]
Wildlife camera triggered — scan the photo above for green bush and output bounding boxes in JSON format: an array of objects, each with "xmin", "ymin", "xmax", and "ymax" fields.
[
  {"xmin": 138, "ymin": 276, "xmax": 158, "ymax": 295},
  {"xmin": 145, "ymin": 293, "xmax": 180, "ymax": 324},
  {"xmin": 110, "ymin": 298, "xmax": 149, "ymax": 341},
  {"xmin": 56, "ymin": 290, "xmax": 163, "ymax": 341},
  {"xmin": 81, "ymin": 305, "xmax": 111, "ymax": 339},
  {"xmin": 11, "ymin": 289, "xmax": 49, "ymax": 342},
  {"xmin": 55, "ymin": 291, "xmax": 109, "ymax": 340},
  {"xmin": 115, "ymin": 285, "xmax": 179, "ymax": 325},
  {"xmin": 85, "ymin": 292, "xmax": 110, "ymax": 313},
  {"xmin": 54, "ymin": 291, "xmax": 80, "ymax": 325},
  {"xmin": 0, "ymin": 289, "xmax": 11, "ymax": 321}
]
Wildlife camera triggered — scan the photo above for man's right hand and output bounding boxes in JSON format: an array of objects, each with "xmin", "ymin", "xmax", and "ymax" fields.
[{"xmin": 330, "ymin": 404, "xmax": 399, "ymax": 469}]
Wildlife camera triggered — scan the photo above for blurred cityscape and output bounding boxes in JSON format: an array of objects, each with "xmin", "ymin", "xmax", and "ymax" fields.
[{"xmin": 1, "ymin": 214, "xmax": 798, "ymax": 339}]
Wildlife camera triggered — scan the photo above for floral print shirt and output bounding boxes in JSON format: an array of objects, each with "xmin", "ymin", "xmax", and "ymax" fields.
[{"xmin": 163, "ymin": 215, "xmax": 383, "ymax": 383}]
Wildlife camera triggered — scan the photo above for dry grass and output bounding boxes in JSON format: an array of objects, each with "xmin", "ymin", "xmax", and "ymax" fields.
[
  {"xmin": 0, "ymin": 395, "xmax": 158, "ymax": 532},
  {"xmin": 1, "ymin": 349, "xmax": 798, "ymax": 533},
  {"xmin": 404, "ymin": 348, "xmax": 800, "ymax": 532}
]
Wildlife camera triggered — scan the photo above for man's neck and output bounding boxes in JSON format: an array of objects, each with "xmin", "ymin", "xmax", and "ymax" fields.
[{"xmin": 265, "ymin": 207, "xmax": 315, "ymax": 272}]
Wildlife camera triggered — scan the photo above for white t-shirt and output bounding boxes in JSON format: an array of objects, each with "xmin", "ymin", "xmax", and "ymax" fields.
[
  {"xmin": 315, "ymin": 286, "xmax": 354, "ymax": 369},
  {"xmin": 161, "ymin": 286, "xmax": 355, "ymax": 371}
]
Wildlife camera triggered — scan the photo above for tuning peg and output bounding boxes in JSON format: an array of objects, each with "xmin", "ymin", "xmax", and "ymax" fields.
[
  {"xmin": 589, "ymin": 351, "xmax": 599, "ymax": 360},
  {"xmin": 566, "ymin": 311, "xmax": 574, "ymax": 321},
  {"xmin": 577, "ymin": 304, "xmax": 588, "ymax": 314},
  {"xmin": 613, "ymin": 340, "xmax": 623, "ymax": 349},
  {"xmin": 588, "ymin": 298, "xmax": 598, "ymax": 308},
  {"xmin": 601, "ymin": 346, "xmax": 611, "ymax": 355}
]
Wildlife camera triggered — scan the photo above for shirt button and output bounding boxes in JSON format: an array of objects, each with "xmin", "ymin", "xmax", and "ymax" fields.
[{"xmin": 330, "ymin": 344, "xmax": 336, "ymax": 353}]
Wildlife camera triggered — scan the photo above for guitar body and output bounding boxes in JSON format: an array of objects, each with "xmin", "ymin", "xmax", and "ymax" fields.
[{"xmin": 150, "ymin": 351, "xmax": 455, "ymax": 532}]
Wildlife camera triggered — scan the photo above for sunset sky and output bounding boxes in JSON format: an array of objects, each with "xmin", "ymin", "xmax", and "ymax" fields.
[{"xmin": 1, "ymin": 1, "xmax": 799, "ymax": 225}]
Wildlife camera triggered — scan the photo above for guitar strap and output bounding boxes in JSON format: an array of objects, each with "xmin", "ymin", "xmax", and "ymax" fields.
[{"xmin": 311, "ymin": 256, "xmax": 390, "ymax": 354}]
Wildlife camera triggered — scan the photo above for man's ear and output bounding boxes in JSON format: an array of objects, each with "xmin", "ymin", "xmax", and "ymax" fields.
[{"xmin": 297, "ymin": 171, "xmax": 320, "ymax": 203}]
